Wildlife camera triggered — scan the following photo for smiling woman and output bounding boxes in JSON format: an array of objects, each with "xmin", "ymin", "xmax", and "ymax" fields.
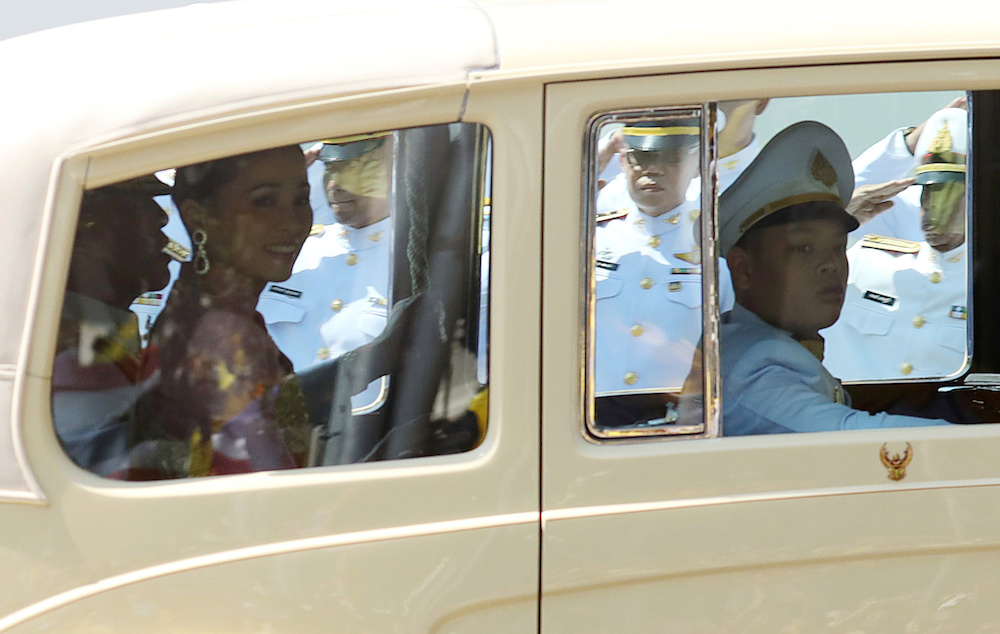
[{"xmin": 127, "ymin": 146, "xmax": 315, "ymax": 478}]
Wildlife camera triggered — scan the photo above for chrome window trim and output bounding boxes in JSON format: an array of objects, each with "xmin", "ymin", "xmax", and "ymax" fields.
[
  {"xmin": 699, "ymin": 102, "xmax": 723, "ymax": 438},
  {"xmin": 582, "ymin": 105, "xmax": 719, "ymax": 442}
]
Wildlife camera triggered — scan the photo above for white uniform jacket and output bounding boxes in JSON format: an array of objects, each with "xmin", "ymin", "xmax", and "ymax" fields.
[
  {"xmin": 822, "ymin": 239, "xmax": 968, "ymax": 381},
  {"xmin": 595, "ymin": 199, "xmax": 734, "ymax": 393},
  {"xmin": 257, "ymin": 218, "xmax": 392, "ymax": 409}
]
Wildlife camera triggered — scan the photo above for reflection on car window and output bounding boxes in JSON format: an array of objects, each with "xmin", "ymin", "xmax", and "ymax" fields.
[{"xmin": 53, "ymin": 123, "xmax": 491, "ymax": 479}]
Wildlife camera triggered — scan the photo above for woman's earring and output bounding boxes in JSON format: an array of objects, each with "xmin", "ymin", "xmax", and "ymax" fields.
[{"xmin": 193, "ymin": 229, "xmax": 210, "ymax": 275}]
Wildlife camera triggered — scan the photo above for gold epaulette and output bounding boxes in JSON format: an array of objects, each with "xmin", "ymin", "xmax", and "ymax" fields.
[
  {"xmin": 596, "ymin": 208, "xmax": 628, "ymax": 223},
  {"xmin": 673, "ymin": 247, "xmax": 701, "ymax": 264},
  {"xmin": 860, "ymin": 234, "xmax": 920, "ymax": 255}
]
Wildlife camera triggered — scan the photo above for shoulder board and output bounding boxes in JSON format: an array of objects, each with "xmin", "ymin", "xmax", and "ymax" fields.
[
  {"xmin": 673, "ymin": 248, "xmax": 701, "ymax": 265},
  {"xmin": 596, "ymin": 208, "xmax": 628, "ymax": 223},
  {"xmin": 859, "ymin": 234, "xmax": 919, "ymax": 255}
]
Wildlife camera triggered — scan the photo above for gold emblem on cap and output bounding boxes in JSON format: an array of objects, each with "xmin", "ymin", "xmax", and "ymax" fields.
[
  {"xmin": 928, "ymin": 123, "xmax": 953, "ymax": 154},
  {"xmin": 346, "ymin": 253, "xmax": 358, "ymax": 266},
  {"xmin": 810, "ymin": 150, "xmax": 838, "ymax": 187},
  {"xmin": 880, "ymin": 442, "xmax": 913, "ymax": 481}
]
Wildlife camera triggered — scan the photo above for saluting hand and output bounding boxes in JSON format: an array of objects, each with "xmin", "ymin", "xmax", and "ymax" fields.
[{"xmin": 846, "ymin": 177, "xmax": 915, "ymax": 225}]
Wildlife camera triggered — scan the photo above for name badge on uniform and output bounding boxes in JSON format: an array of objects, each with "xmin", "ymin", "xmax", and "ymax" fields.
[
  {"xmin": 667, "ymin": 281, "xmax": 682, "ymax": 292},
  {"xmin": 596, "ymin": 260, "xmax": 619, "ymax": 271},
  {"xmin": 671, "ymin": 267, "xmax": 699, "ymax": 275},
  {"xmin": 950, "ymin": 305, "xmax": 967, "ymax": 320},
  {"xmin": 268, "ymin": 285, "xmax": 303, "ymax": 299},
  {"xmin": 863, "ymin": 290, "xmax": 896, "ymax": 306}
]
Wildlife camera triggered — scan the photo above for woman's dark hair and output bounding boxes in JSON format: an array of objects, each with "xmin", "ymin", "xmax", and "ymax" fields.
[{"xmin": 172, "ymin": 145, "xmax": 304, "ymax": 207}]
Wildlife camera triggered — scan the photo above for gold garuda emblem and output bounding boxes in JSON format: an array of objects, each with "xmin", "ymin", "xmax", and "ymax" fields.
[
  {"xmin": 880, "ymin": 442, "xmax": 913, "ymax": 481},
  {"xmin": 810, "ymin": 150, "xmax": 838, "ymax": 187}
]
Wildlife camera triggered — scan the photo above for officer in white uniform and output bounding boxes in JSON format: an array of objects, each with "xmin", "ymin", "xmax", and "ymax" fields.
[
  {"xmin": 847, "ymin": 96, "xmax": 967, "ymax": 244},
  {"xmin": 595, "ymin": 99, "xmax": 766, "ymax": 215},
  {"xmin": 595, "ymin": 118, "xmax": 734, "ymax": 395},
  {"xmin": 823, "ymin": 107, "xmax": 969, "ymax": 381}
]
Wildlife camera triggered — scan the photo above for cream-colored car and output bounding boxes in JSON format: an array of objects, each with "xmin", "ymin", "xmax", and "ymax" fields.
[{"xmin": 3, "ymin": 0, "xmax": 1000, "ymax": 631}]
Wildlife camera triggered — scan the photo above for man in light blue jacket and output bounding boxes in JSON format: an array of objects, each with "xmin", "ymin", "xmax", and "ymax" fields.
[{"xmin": 717, "ymin": 120, "xmax": 948, "ymax": 435}]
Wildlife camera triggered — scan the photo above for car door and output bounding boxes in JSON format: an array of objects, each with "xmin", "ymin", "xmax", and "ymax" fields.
[
  {"xmin": 0, "ymin": 83, "xmax": 541, "ymax": 631},
  {"xmin": 541, "ymin": 59, "xmax": 1000, "ymax": 631}
]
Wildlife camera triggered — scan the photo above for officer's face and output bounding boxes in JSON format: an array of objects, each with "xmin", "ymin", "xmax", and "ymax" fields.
[
  {"xmin": 920, "ymin": 181, "xmax": 966, "ymax": 252},
  {"xmin": 323, "ymin": 142, "xmax": 392, "ymax": 229},
  {"xmin": 198, "ymin": 147, "xmax": 312, "ymax": 286},
  {"xmin": 622, "ymin": 145, "xmax": 699, "ymax": 216},
  {"xmin": 730, "ymin": 217, "xmax": 848, "ymax": 340}
]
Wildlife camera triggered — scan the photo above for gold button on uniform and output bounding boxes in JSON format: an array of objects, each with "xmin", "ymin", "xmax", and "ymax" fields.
[
  {"xmin": 330, "ymin": 299, "xmax": 344, "ymax": 312},
  {"xmin": 346, "ymin": 253, "xmax": 359, "ymax": 266},
  {"xmin": 648, "ymin": 236, "xmax": 661, "ymax": 248},
  {"xmin": 912, "ymin": 315, "xmax": 925, "ymax": 328},
  {"xmin": 624, "ymin": 372, "xmax": 638, "ymax": 385},
  {"xmin": 317, "ymin": 347, "xmax": 331, "ymax": 360},
  {"xmin": 630, "ymin": 324, "xmax": 644, "ymax": 337},
  {"xmin": 901, "ymin": 362, "xmax": 913, "ymax": 375},
  {"xmin": 929, "ymin": 272, "xmax": 942, "ymax": 284},
  {"xmin": 640, "ymin": 277, "xmax": 654, "ymax": 290}
]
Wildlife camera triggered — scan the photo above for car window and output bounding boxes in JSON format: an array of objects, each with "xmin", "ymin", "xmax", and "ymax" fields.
[
  {"xmin": 587, "ymin": 91, "xmax": 975, "ymax": 439},
  {"xmin": 53, "ymin": 122, "xmax": 491, "ymax": 479}
]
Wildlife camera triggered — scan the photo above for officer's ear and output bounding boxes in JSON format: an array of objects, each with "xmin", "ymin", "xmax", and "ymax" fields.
[{"xmin": 726, "ymin": 245, "xmax": 754, "ymax": 293}]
